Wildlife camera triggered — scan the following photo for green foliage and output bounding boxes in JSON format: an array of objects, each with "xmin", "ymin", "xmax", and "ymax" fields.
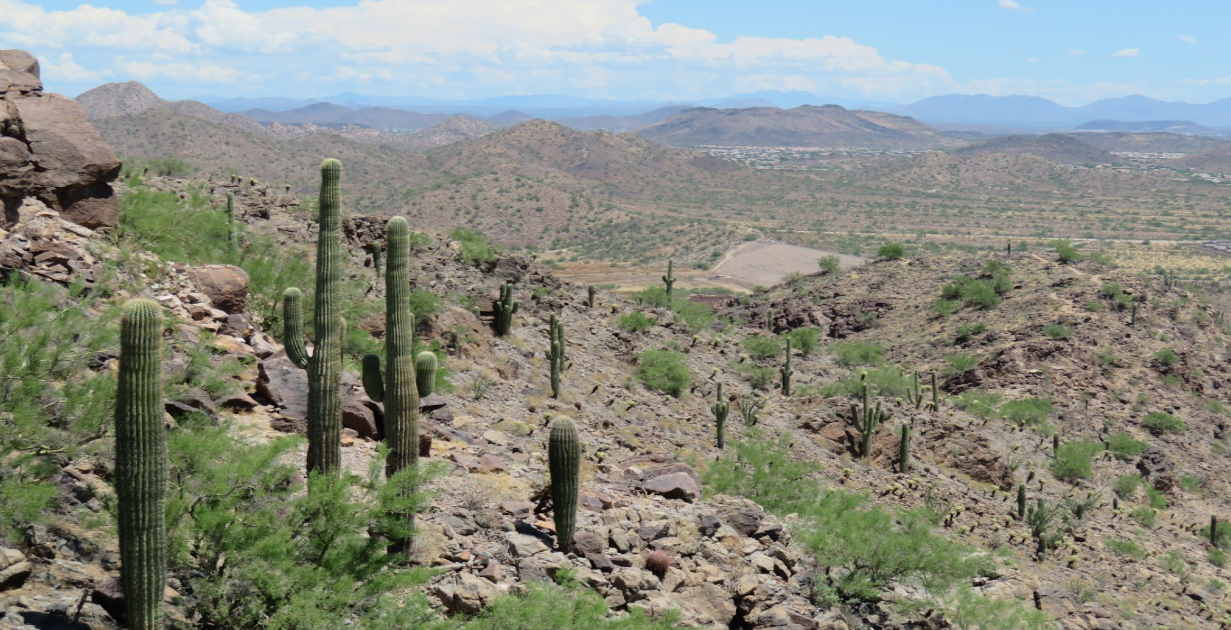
[
  {"xmin": 999, "ymin": 397, "xmax": 1052, "ymax": 427},
  {"xmin": 1042, "ymin": 324, "xmax": 1071, "ymax": 341},
  {"xmin": 450, "ymin": 227, "xmax": 500, "ymax": 267},
  {"xmin": 462, "ymin": 581, "xmax": 679, "ymax": 629},
  {"xmin": 787, "ymin": 327, "xmax": 820, "ymax": 357},
  {"xmin": 1142, "ymin": 411, "xmax": 1187, "ymax": 434},
  {"xmin": 407, "ymin": 288, "xmax": 442, "ymax": 318},
  {"xmin": 1130, "ymin": 506, "xmax": 1157, "ymax": 527},
  {"xmin": 737, "ymin": 362, "xmax": 775, "ymax": 390},
  {"xmin": 742, "ymin": 334, "xmax": 783, "ymax": 359},
  {"xmin": 125, "ymin": 155, "xmax": 192, "ymax": 177},
  {"xmin": 1050, "ymin": 441, "xmax": 1104, "ymax": 483},
  {"xmin": 0, "ymin": 278, "xmax": 118, "ymax": 543},
  {"xmin": 877, "ymin": 243, "xmax": 907, "ymax": 259},
  {"xmin": 952, "ymin": 390, "xmax": 1001, "ymax": 419},
  {"xmin": 1145, "ymin": 486, "xmax": 1168, "ymax": 510},
  {"xmin": 943, "ymin": 352, "xmax": 979, "ymax": 376},
  {"xmin": 817, "ymin": 255, "xmax": 841, "ymax": 274},
  {"xmin": 831, "ymin": 341, "xmax": 885, "ymax": 367},
  {"xmin": 671, "ymin": 300, "xmax": 715, "ymax": 334},
  {"xmin": 1153, "ymin": 348, "xmax": 1180, "ymax": 368},
  {"xmin": 1106, "ymin": 433, "xmax": 1148, "ymax": 461},
  {"xmin": 821, "ymin": 367, "xmax": 913, "ymax": 398},
  {"xmin": 1113, "ymin": 474, "xmax": 1142, "ymax": 500},
  {"xmin": 1052, "ymin": 239, "xmax": 1082, "ymax": 263},
  {"xmin": 941, "ymin": 275, "xmax": 1003, "ymax": 310},
  {"xmin": 636, "ymin": 349, "xmax": 691, "ymax": 397},
  {"xmin": 1100, "ymin": 283, "xmax": 1123, "ymax": 298},
  {"xmin": 1210, "ymin": 549, "xmax": 1228, "ymax": 567},
  {"xmin": 940, "ymin": 587, "xmax": 1050, "ymax": 630},
  {"xmin": 931, "ymin": 298, "xmax": 958, "ymax": 318},
  {"xmin": 617, "ymin": 311, "xmax": 654, "ymax": 332},
  {"xmin": 1179, "ymin": 474, "xmax": 1202, "ymax": 494},
  {"xmin": 1084, "ymin": 301, "xmax": 1104, "ymax": 312},
  {"xmin": 631, "ymin": 286, "xmax": 672, "ymax": 308},
  {"xmin": 954, "ymin": 322, "xmax": 987, "ymax": 344},
  {"xmin": 1106, "ymin": 538, "xmax": 1146, "ymax": 559}
]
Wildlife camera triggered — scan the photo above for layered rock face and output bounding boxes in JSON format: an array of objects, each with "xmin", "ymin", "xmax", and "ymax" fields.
[{"xmin": 1, "ymin": 49, "xmax": 121, "ymax": 230}]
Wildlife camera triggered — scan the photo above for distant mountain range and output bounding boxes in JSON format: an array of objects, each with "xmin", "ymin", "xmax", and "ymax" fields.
[{"xmin": 892, "ymin": 94, "xmax": 1231, "ymax": 130}]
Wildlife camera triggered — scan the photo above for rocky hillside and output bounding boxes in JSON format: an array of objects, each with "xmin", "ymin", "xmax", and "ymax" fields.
[
  {"xmin": 1175, "ymin": 144, "xmax": 1231, "ymax": 174},
  {"xmin": 1068, "ymin": 132, "xmax": 1230, "ymax": 154},
  {"xmin": 949, "ymin": 134, "xmax": 1115, "ymax": 164}
]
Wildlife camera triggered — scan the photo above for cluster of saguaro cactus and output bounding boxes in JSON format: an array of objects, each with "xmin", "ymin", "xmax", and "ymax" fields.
[
  {"xmin": 549, "ymin": 417, "xmax": 580, "ymax": 553},
  {"xmin": 780, "ymin": 337, "xmax": 793, "ymax": 396},
  {"xmin": 587, "ymin": 285, "xmax": 597, "ymax": 308},
  {"xmin": 494, "ymin": 283, "xmax": 518, "ymax": 337},
  {"xmin": 898, "ymin": 423, "xmax": 911, "ymax": 473},
  {"xmin": 225, "ymin": 193, "xmax": 238, "ymax": 253},
  {"xmin": 115, "ymin": 299, "xmax": 167, "ymax": 630},
  {"xmin": 711, "ymin": 383, "xmax": 729, "ymax": 449},
  {"xmin": 848, "ymin": 373, "xmax": 883, "ymax": 459},
  {"xmin": 283, "ymin": 158, "xmax": 346, "ymax": 475},
  {"xmin": 906, "ymin": 371, "xmax": 939, "ymax": 410},
  {"xmin": 415, "ymin": 351, "xmax": 437, "ymax": 397},
  {"xmin": 547, "ymin": 314, "xmax": 566, "ymax": 399},
  {"xmin": 662, "ymin": 260, "xmax": 676, "ymax": 296}
]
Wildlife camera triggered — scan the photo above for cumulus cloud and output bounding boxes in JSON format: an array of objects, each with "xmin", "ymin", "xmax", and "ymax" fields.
[
  {"xmin": 1066, "ymin": 49, "xmax": 1087, "ymax": 56},
  {"xmin": 43, "ymin": 52, "xmax": 107, "ymax": 82},
  {"xmin": 1179, "ymin": 35, "xmax": 1197, "ymax": 44},
  {"xmin": 151, "ymin": 0, "xmax": 180, "ymax": 5},
  {"xmin": 1111, "ymin": 48, "xmax": 1140, "ymax": 58},
  {"xmin": 997, "ymin": 0, "xmax": 1034, "ymax": 13}
]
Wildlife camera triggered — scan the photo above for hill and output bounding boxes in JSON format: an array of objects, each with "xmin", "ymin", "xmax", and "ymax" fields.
[
  {"xmin": 636, "ymin": 105, "xmax": 963, "ymax": 149},
  {"xmin": 1072, "ymin": 119, "xmax": 1217, "ymax": 134},
  {"xmin": 1068, "ymin": 132, "xmax": 1230, "ymax": 154},
  {"xmin": 553, "ymin": 106, "xmax": 690, "ymax": 132},
  {"xmin": 1174, "ymin": 144, "xmax": 1231, "ymax": 173},
  {"xmin": 241, "ymin": 102, "xmax": 449, "ymax": 129},
  {"xmin": 949, "ymin": 133, "xmax": 1114, "ymax": 164},
  {"xmin": 76, "ymin": 81, "xmax": 166, "ymax": 120}
]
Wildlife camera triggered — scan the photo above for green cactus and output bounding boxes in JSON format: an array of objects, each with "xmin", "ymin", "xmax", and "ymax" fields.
[
  {"xmin": 282, "ymin": 158, "xmax": 346, "ymax": 476},
  {"xmin": 225, "ymin": 193, "xmax": 238, "ymax": 253},
  {"xmin": 931, "ymin": 371, "xmax": 939, "ymax": 410},
  {"xmin": 587, "ymin": 285, "xmax": 597, "ymax": 308},
  {"xmin": 766, "ymin": 307, "xmax": 774, "ymax": 331},
  {"xmin": 662, "ymin": 259, "xmax": 676, "ymax": 296},
  {"xmin": 848, "ymin": 372, "xmax": 883, "ymax": 459},
  {"xmin": 711, "ymin": 383, "xmax": 730, "ymax": 449},
  {"xmin": 898, "ymin": 423, "xmax": 911, "ymax": 474},
  {"xmin": 1017, "ymin": 484, "xmax": 1027, "ymax": 521},
  {"xmin": 547, "ymin": 314, "xmax": 565, "ymax": 399},
  {"xmin": 415, "ymin": 351, "xmax": 437, "ymax": 397},
  {"xmin": 549, "ymin": 417, "xmax": 580, "ymax": 553},
  {"xmin": 494, "ymin": 283, "xmax": 519, "ymax": 337},
  {"xmin": 1212, "ymin": 515, "xmax": 1220, "ymax": 547},
  {"xmin": 1130, "ymin": 301, "xmax": 1137, "ymax": 326},
  {"xmin": 780, "ymin": 336, "xmax": 793, "ymax": 396},
  {"xmin": 906, "ymin": 371, "xmax": 927, "ymax": 410},
  {"xmin": 372, "ymin": 242, "xmax": 383, "ymax": 283},
  {"xmin": 115, "ymin": 299, "xmax": 167, "ymax": 630}
]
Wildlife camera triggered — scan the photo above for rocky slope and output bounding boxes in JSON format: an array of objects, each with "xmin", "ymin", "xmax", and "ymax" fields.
[{"xmin": 949, "ymin": 134, "xmax": 1115, "ymax": 164}]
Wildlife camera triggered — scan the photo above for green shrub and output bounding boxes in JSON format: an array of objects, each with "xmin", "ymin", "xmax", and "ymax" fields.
[
  {"xmin": 450, "ymin": 227, "xmax": 500, "ymax": 267},
  {"xmin": 1179, "ymin": 474, "xmax": 1202, "ymax": 494},
  {"xmin": 1100, "ymin": 283, "xmax": 1123, "ymax": 298},
  {"xmin": 1106, "ymin": 433, "xmax": 1148, "ymax": 461},
  {"xmin": 817, "ymin": 256, "xmax": 840, "ymax": 274},
  {"xmin": 636, "ymin": 349, "xmax": 691, "ymax": 397},
  {"xmin": 407, "ymin": 288, "xmax": 442, "ymax": 318},
  {"xmin": 954, "ymin": 323, "xmax": 987, "ymax": 344},
  {"xmin": 821, "ymin": 367, "xmax": 913, "ymax": 398},
  {"xmin": 831, "ymin": 341, "xmax": 885, "ymax": 367},
  {"xmin": 737, "ymin": 363, "xmax": 775, "ymax": 390},
  {"xmin": 1052, "ymin": 240, "xmax": 1082, "ymax": 263},
  {"xmin": 1050, "ymin": 441, "xmax": 1104, "ymax": 483},
  {"xmin": 1145, "ymin": 486, "xmax": 1169, "ymax": 510},
  {"xmin": 1210, "ymin": 549, "xmax": 1228, "ymax": 567},
  {"xmin": 671, "ymin": 300, "xmax": 715, "ymax": 334},
  {"xmin": 1042, "ymin": 324, "xmax": 1071, "ymax": 340},
  {"xmin": 631, "ymin": 286, "xmax": 672, "ymax": 308},
  {"xmin": 1142, "ymin": 411, "xmax": 1187, "ymax": 434},
  {"xmin": 1106, "ymin": 538, "xmax": 1146, "ymax": 559},
  {"xmin": 940, "ymin": 587, "xmax": 1050, "ymax": 630},
  {"xmin": 943, "ymin": 352, "xmax": 978, "ymax": 376},
  {"xmin": 462, "ymin": 580, "xmax": 680, "ymax": 629},
  {"xmin": 617, "ymin": 312, "xmax": 653, "ymax": 332},
  {"xmin": 1153, "ymin": 348, "xmax": 1179, "ymax": 368},
  {"xmin": 742, "ymin": 335, "xmax": 783, "ymax": 359},
  {"xmin": 787, "ymin": 327, "xmax": 820, "ymax": 357},
  {"xmin": 999, "ymin": 397, "xmax": 1052, "ymax": 426},
  {"xmin": 1113, "ymin": 474, "xmax": 1142, "ymax": 500},
  {"xmin": 877, "ymin": 243, "xmax": 907, "ymax": 259},
  {"xmin": 952, "ymin": 390, "xmax": 1001, "ymax": 419},
  {"xmin": 942, "ymin": 276, "xmax": 1002, "ymax": 310},
  {"xmin": 1205, "ymin": 522, "xmax": 1231, "ymax": 550},
  {"xmin": 1129, "ymin": 506, "xmax": 1156, "ymax": 527},
  {"xmin": 931, "ymin": 298, "xmax": 959, "ymax": 318},
  {"xmin": 1084, "ymin": 301, "xmax": 1104, "ymax": 312}
]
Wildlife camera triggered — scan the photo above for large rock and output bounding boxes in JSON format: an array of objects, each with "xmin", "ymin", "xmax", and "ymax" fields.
[
  {"xmin": 1, "ymin": 49, "xmax": 120, "ymax": 230},
  {"xmin": 189, "ymin": 264, "xmax": 249, "ymax": 314}
]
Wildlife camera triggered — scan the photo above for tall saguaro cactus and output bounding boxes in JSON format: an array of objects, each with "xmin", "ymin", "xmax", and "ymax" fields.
[
  {"xmin": 547, "ymin": 314, "xmax": 565, "ymax": 399},
  {"xmin": 115, "ymin": 299, "xmax": 167, "ymax": 630},
  {"xmin": 587, "ymin": 285, "xmax": 597, "ymax": 308},
  {"xmin": 282, "ymin": 158, "xmax": 346, "ymax": 475},
  {"xmin": 494, "ymin": 283, "xmax": 518, "ymax": 337},
  {"xmin": 848, "ymin": 373, "xmax": 883, "ymax": 459},
  {"xmin": 898, "ymin": 423, "xmax": 911, "ymax": 474},
  {"xmin": 711, "ymin": 383, "xmax": 730, "ymax": 449},
  {"xmin": 549, "ymin": 418, "xmax": 580, "ymax": 553},
  {"xmin": 780, "ymin": 337, "xmax": 793, "ymax": 396},
  {"xmin": 662, "ymin": 259, "xmax": 676, "ymax": 296}
]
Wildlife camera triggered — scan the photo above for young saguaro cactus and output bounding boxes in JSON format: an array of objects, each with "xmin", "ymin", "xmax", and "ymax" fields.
[
  {"xmin": 587, "ymin": 285, "xmax": 597, "ymax": 308},
  {"xmin": 848, "ymin": 372, "xmax": 883, "ymax": 459},
  {"xmin": 711, "ymin": 383, "xmax": 730, "ymax": 449},
  {"xmin": 547, "ymin": 314, "xmax": 565, "ymax": 399},
  {"xmin": 1017, "ymin": 484, "xmax": 1028, "ymax": 521},
  {"xmin": 115, "ymin": 299, "xmax": 167, "ymax": 630},
  {"xmin": 283, "ymin": 158, "xmax": 346, "ymax": 475},
  {"xmin": 780, "ymin": 336, "xmax": 794, "ymax": 396},
  {"xmin": 415, "ymin": 351, "xmax": 437, "ymax": 397},
  {"xmin": 225, "ymin": 193, "xmax": 238, "ymax": 253},
  {"xmin": 898, "ymin": 423, "xmax": 911, "ymax": 474},
  {"xmin": 494, "ymin": 283, "xmax": 519, "ymax": 337},
  {"xmin": 372, "ymin": 242, "xmax": 383, "ymax": 283},
  {"xmin": 662, "ymin": 259, "xmax": 676, "ymax": 296},
  {"xmin": 549, "ymin": 417, "xmax": 580, "ymax": 553}
]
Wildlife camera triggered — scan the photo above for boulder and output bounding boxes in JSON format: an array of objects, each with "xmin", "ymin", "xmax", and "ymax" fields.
[
  {"xmin": 189, "ymin": 264, "xmax": 249, "ymax": 314},
  {"xmin": 0, "ymin": 547, "xmax": 30, "ymax": 590}
]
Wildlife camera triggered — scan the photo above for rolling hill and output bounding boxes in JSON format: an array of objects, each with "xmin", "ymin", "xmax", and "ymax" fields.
[
  {"xmin": 1174, "ymin": 144, "xmax": 1231, "ymax": 173},
  {"xmin": 636, "ymin": 105, "xmax": 963, "ymax": 149},
  {"xmin": 1069, "ymin": 132, "xmax": 1230, "ymax": 154},
  {"xmin": 949, "ymin": 133, "xmax": 1114, "ymax": 164}
]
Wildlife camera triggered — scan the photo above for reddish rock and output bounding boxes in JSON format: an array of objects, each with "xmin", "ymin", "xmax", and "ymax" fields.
[{"xmin": 189, "ymin": 264, "xmax": 249, "ymax": 314}]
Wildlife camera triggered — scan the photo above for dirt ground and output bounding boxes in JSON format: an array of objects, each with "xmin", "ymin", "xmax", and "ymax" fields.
[{"xmin": 557, "ymin": 241, "xmax": 863, "ymax": 292}]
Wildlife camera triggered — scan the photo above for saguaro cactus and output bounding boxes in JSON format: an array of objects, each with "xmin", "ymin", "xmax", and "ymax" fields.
[
  {"xmin": 662, "ymin": 259, "xmax": 676, "ymax": 296},
  {"xmin": 711, "ymin": 383, "xmax": 730, "ymax": 449},
  {"xmin": 225, "ymin": 193, "xmax": 238, "ymax": 252},
  {"xmin": 282, "ymin": 158, "xmax": 346, "ymax": 475},
  {"xmin": 1017, "ymin": 484, "xmax": 1027, "ymax": 521},
  {"xmin": 898, "ymin": 423, "xmax": 911, "ymax": 474},
  {"xmin": 549, "ymin": 417, "xmax": 580, "ymax": 553},
  {"xmin": 587, "ymin": 285, "xmax": 597, "ymax": 308},
  {"xmin": 931, "ymin": 372, "xmax": 939, "ymax": 410},
  {"xmin": 494, "ymin": 283, "xmax": 519, "ymax": 337},
  {"xmin": 115, "ymin": 299, "xmax": 167, "ymax": 630},
  {"xmin": 415, "ymin": 351, "xmax": 437, "ymax": 397},
  {"xmin": 372, "ymin": 242, "xmax": 383, "ymax": 283},
  {"xmin": 547, "ymin": 314, "xmax": 565, "ymax": 399},
  {"xmin": 848, "ymin": 373, "xmax": 883, "ymax": 459},
  {"xmin": 780, "ymin": 337, "xmax": 794, "ymax": 396}
]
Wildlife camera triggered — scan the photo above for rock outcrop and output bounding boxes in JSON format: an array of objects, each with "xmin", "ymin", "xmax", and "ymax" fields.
[{"xmin": 1, "ymin": 49, "xmax": 121, "ymax": 230}]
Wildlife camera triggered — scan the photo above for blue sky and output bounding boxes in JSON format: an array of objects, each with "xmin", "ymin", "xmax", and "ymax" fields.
[{"xmin": 3, "ymin": 0, "xmax": 1229, "ymax": 105}]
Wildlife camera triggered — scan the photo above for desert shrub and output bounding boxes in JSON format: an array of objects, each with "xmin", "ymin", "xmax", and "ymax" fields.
[
  {"xmin": 450, "ymin": 227, "xmax": 500, "ymax": 267},
  {"xmin": 999, "ymin": 397, "xmax": 1052, "ymax": 426},
  {"xmin": 1106, "ymin": 538, "xmax": 1146, "ymax": 559},
  {"xmin": 631, "ymin": 286, "xmax": 672, "ymax": 308},
  {"xmin": 1084, "ymin": 301, "xmax": 1104, "ymax": 312},
  {"xmin": 821, "ymin": 367, "xmax": 913, "ymax": 398},
  {"xmin": 787, "ymin": 327, "xmax": 820, "ymax": 357},
  {"xmin": 943, "ymin": 352, "xmax": 979, "ymax": 376},
  {"xmin": 931, "ymin": 298, "xmax": 959, "ymax": 318},
  {"xmin": 952, "ymin": 390, "xmax": 1001, "ymax": 419},
  {"xmin": 1052, "ymin": 240, "xmax": 1082, "ymax": 263},
  {"xmin": 1144, "ymin": 486, "xmax": 1168, "ymax": 510},
  {"xmin": 1100, "ymin": 283, "xmax": 1123, "ymax": 298},
  {"xmin": 954, "ymin": 322, "xmax": 987, "ymax": 344},
  {"xmin": 941, "ymin": 276, "xmax": 1001, "ymax": 310},
  {"xmin": 671, "ymin": 300, "xmax": 715, "ymax": 334},
  {"xmin": 817, "ymin": 256, "xmax": 840, "ymax": 274},
  {"xmin": 408, "ymin": 288, "xmax": 442, "ymax": 318},
  {"xmin": 877, "ymin": 243, "xmax": 907, "ymax": 259},
  {"xmin": 1202, "ymin": 522, "xmax": 1231, "ymax": 550},
  {"xmin": 1153, "ymin": 348, "xmax": 1180, "ymax": 368},
  {"xmin": 1106, "ymin": 433, "xmax": 1148, "ymax": 461},
  {"xmin": 1113, "ymin": 474, "xmax": 1142, "ymax": 500},
  {"xmin": 940, "ymin": 587, "xmax": 1050, "ymax": 630},
  {"xmin": 737, "ymin": 363, "xmax": 775, "ymax": 390},
  {"xmin": 462, "ymin": 580, "xmax": 679, "ymax": 629},
  {"xmin": 636, "ymin": 349, "xmax": 691, "ymax": 397},
  {"xmin": 742, "ymin": 334, "xmax": 783, "ymax": 359},
  {"xmin": 1142, "ymin": 411, "xmax": 1187, "ymax": 434},
  {"xmin": 1130, "ymin": 506, "xmax": 1156, "ymax": 527},
  {"xmin": 831, "ymin": 341, "xmax": 885, "ymax": 367},
  {"xmin": 1180, "ymin": 474, "xmax": 1203, "ymax": 494},
  {"xmin": 1050, "ymin": 441, "xmax": 1104, "ymax": 483},
  {"xmin": 1042, "ymin": 324, "xmax": 1071, "ymax": 340},
  {"xmin": 617, "ymin": 312, "xmax": 653, "ymax": 332}
]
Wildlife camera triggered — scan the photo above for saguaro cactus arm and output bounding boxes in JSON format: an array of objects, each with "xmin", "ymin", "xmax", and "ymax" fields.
[{"xmin": 282, "ymin": 287, "xmax": 310, "ymax": 369}]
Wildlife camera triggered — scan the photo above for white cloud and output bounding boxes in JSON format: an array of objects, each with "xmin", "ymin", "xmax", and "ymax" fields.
[
  {"xmin": 997, "ymin": 0, "xmax": 1034, "ymax": 13},
  {"xmin": 1179, "ymin": 35, "xmax": 1197, "ymax": 44},
  {"xmin": 1111, "ymin": 48, "xmax": 1140, "ymax": 58},
  {"xmin": 1026, "ymin": 57, "xmax": 1038, "ymax": 63},
  {"xmin": 151, "ymin": 0, "xmax": 180, "ymax": 5},
  {"xmin": 1066, "ymin": 49, "xmax": 1086, "ymax": 56},
  {"xmin": 43, "ymin": 52, "xmax": 107, "ymax": 82}
]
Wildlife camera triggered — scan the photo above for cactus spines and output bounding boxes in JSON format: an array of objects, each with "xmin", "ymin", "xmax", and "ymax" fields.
[
  {"xmin": 848, "ymin": 373, "xmax": 883, "ymax": 459},
  {"xmin": 711, "ymin": 383, "xmax": 730, "ymax": 449},
  {"xmin": 1017, "ymin": 484, "xmax": 1027, "ymax": 521},
  {"xmin": 547, "ymin": 315, "xmax": 565, "ymax": 399},
  {"xmin": 548, "ymin": 417, "xmax": 580, "ymax": 553},
  {"xmin": 780, "ymin": 336, "xmax": 793, "ymax": 396},
  {"xmin": 283, "ymin": 158, "xmax": 346, "ymax": 476},
  {"xmin": 494, "ymin": 283, "xmax": 519, "ymax": 336},
  {"xmin": 645, "ymin": 550, "xmax": 672, "ymax": 577},
  {"xmin": 115, "ymin": 299, "xmax": 167, "ymax": 630},
  {"xmin": 587, "ymin": 285, "xmax": 597, "ymax": 308},
  {"xmin": 898, "ymin": 423, "xmax": 911, "ymax": 474},
  {"xmin": 415, "ymin": 351, "xmax": 438, "ymax": 397},
  {"xmin": 662, "ymin": 259, "xmax": 676, "ymax": 296}
]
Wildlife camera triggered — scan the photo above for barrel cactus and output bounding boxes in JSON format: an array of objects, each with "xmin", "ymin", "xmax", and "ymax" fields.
[{"xmin": 549, "ymin": 417, "xmax": 580, "ymax": 553}]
